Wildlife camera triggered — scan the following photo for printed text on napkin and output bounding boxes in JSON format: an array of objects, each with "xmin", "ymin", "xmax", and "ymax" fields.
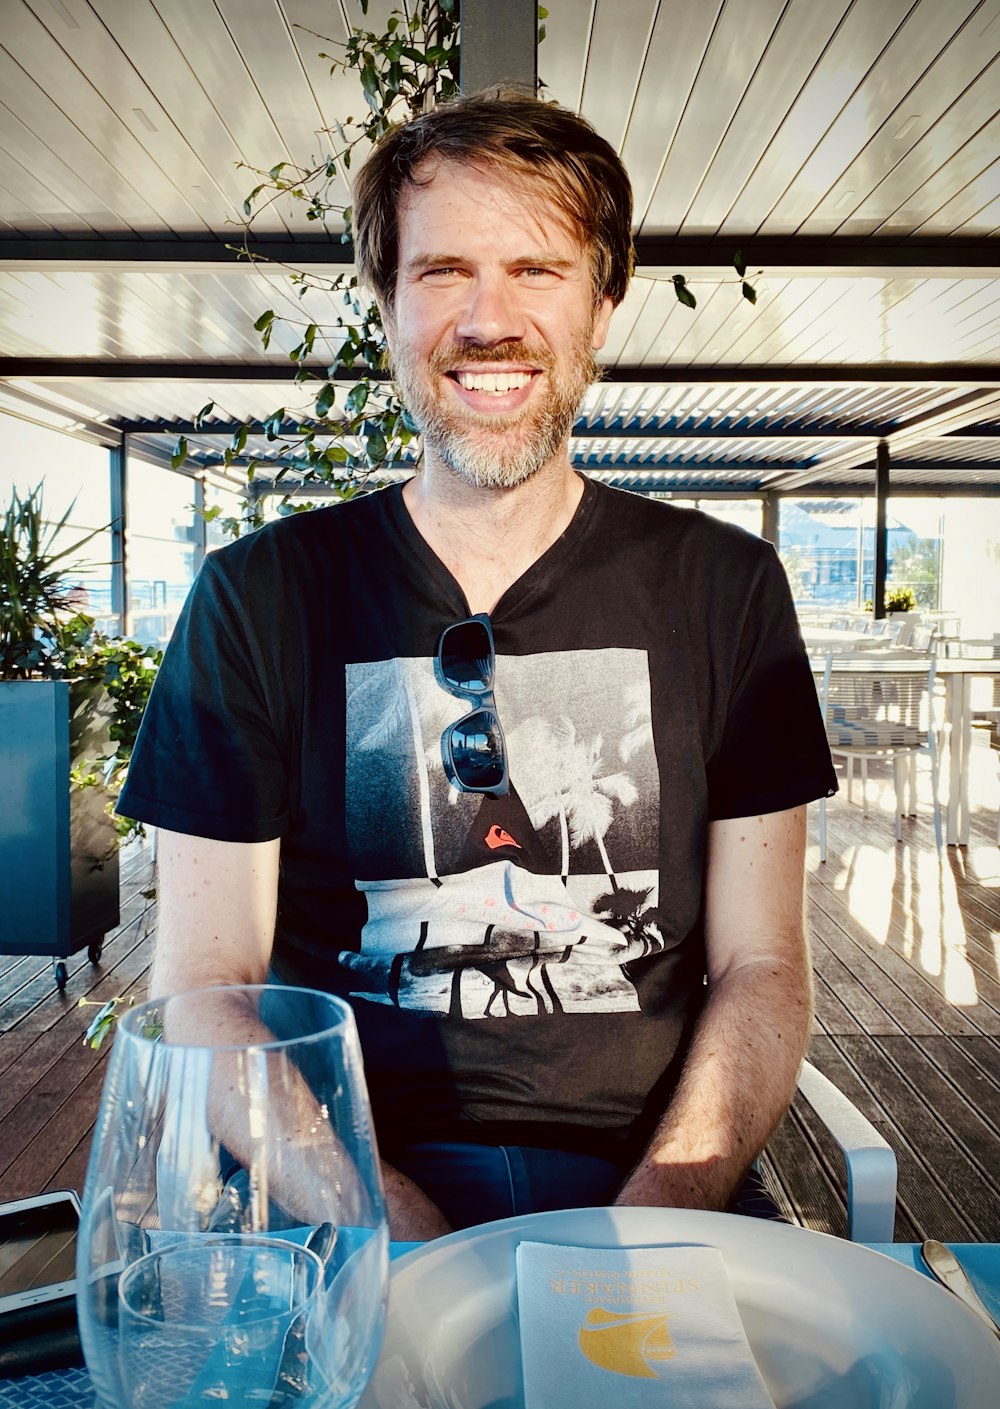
[{"xmin": 516, "ymin": 1241, "xmax": 775, "ymax": 1408}]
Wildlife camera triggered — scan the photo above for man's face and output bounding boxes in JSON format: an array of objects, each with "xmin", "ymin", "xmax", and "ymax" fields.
[{"xmin": 383, "ymin": 159, "xmax": 614, "ymax": 490}]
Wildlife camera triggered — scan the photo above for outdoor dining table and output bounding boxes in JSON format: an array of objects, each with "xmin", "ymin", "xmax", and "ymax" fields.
[
  {"xmin": 3, "ymin": 1239, "xmax": 998, "ymax": 1406},
  {"xmin": 935, "ymin": 648, "xmax": 1000, "ymax": 845},
  {"xmin": 814, "ymin": 650, "xmax": 1000, "ymax": 847}
]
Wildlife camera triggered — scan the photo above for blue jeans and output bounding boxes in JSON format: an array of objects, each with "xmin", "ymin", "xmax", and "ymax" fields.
[{"xmin": 392, "ymin": 1142, "xmax": 786, "ymax": 1231}]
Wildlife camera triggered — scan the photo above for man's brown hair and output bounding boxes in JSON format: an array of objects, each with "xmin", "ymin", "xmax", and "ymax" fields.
[{"xmin": 352, "ymin": 89, "xmax": 635, "ymax": 313}]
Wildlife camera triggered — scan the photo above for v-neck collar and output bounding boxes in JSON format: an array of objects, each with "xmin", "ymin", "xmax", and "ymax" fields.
[{"xmin": 381, "ymin": 474, "xmax": 603, "ymax": 621}]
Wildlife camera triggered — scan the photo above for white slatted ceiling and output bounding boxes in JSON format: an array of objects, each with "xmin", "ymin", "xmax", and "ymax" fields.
[
  {"xmin": 0, "ymin": 0, "xmax": 997, "ymax": 494},
  {"xmin": 2, "ymin": 0, "xmax": 997, "ymax": 241}
]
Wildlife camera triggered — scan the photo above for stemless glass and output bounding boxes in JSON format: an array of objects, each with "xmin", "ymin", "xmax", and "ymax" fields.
[{"xmin": 77, "ymin": 985, "xmax": 388, "ymax": 1409}]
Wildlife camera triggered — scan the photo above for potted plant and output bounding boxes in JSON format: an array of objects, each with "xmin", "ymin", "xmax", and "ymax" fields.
[
  {"xmin": 0, "ymin": 485, "xmax": 157, "ymax": 990},
  {"xmin": 885, "ymin": 587, "xmax": 918, "ymax": 614}
]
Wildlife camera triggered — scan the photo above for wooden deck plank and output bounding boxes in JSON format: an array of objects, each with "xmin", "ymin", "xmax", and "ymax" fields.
[
  {"xmin": 0, "ymin": 914, "xmax": 155, "ymax": 1125},
  {"xmin": 808, "ymin": 895, "xmax": 958, "ymax": 1036},
  {"xmin": 832, "ymin": 1033, "xmax": 999, "ymax": 1242},
  {"xmin": 811, "ymin": 874, "xmax": 1000, "ymax": 1037},
  {"xmin": 808, "ymin": 911, "xmax": 908, "ymax": 1036}
]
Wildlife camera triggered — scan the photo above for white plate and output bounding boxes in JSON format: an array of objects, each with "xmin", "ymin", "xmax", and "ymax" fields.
[{"xmin": 358, "ymin": 1207, "xmax": 1000, "ymax": 1409}]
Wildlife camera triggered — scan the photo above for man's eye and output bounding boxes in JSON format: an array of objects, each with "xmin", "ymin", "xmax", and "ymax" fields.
[
  {"xmin": 519, "ymin": 267, "xmax": 560, "ymax": 282},
  {"xmin": 422, "ymin": 267, "xmax": 462, "ymax": 280}
]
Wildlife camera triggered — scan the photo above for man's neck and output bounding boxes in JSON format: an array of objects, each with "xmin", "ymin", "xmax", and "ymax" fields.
[{"xmin": 402, "ymin": 455, "xmax": 585, "ymax": 615}]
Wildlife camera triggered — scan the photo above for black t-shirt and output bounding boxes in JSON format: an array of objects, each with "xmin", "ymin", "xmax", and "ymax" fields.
[{"xmin": 120, "ymin": 478, "xmax": 836, "ymax": 1161}]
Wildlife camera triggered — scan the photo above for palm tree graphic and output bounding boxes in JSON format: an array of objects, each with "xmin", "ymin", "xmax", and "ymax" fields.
[{"xmin": 513, "ymin": 716, "xmax": 637, "ymax": 887}]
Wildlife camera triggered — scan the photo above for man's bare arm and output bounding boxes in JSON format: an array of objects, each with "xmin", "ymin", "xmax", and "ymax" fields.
[
  {"xmin": 150, "ymin": 830, "xmax": 281, "ymax": 996},
  {"xmin": 150, "ymin": 828, "xmax": 453, "ymax": 1240},
  {"xmin": 616, "ymin": 804, "xmax": 813, "ymax": 1211}
]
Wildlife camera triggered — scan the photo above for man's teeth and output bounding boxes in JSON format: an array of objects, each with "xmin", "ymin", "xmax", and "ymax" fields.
[{"xmin": 455, "ymin": 370, "xmax": 532, "ymax": 393}]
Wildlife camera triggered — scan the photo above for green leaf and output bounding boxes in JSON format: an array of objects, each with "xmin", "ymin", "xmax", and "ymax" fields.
[
  {"xmin": 345, "ymin": 382, "xmax": 369, "ymax": 416},
  {"xmin": 230, "ymin": 425, "xmax": 248, "ymax": 455},
  {"xmin": 254, "ymin": 309, "xmax": 275, "ymax": 332},
  {"xmin": 538, "ymin": 4, "xmax": 549, "ymax": 15},
  {"xmin": 315, "ymin": 382, "xmax": 337, "ymax": 417},
  {"xmin": 734, "ymin": 249, "xmax": 747, "ymax": 278},
  {"xmin": 243, "ymin": 183, "xmax": 266, "ymax": 216},
  {"xmin": 264, "ymin": 410, "xmax": 285, "ymax": 441},
  {"xmin": 170, "ymin": 436, "xmax": 188, "ymax": 470},
  {"xmin": 672, "ymin": 274, "xmax": 697, "ymax": 310},
  {"xmin": 193, "ymin": 401, "xmax": 214, "ymax": 431},
  {"xmin": 742, "ymin": 280, "xmax": 757, "ymax": 305}
]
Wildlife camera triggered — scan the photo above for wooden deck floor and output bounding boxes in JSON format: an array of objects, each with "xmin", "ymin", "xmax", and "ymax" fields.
[{"xmin": 2, "ymin": 738, "xmax": 998, "ymax": 1241}]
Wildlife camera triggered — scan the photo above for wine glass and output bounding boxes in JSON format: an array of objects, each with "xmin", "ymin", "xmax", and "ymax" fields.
[{"xmin": 77, "ymin": 985, "xmax": 389, "ymax": 1409}]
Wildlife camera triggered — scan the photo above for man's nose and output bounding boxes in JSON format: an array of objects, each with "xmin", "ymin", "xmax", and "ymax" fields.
[{"xmin": 454, "ymin": 274, "xmax": 526, "ymax": 345}]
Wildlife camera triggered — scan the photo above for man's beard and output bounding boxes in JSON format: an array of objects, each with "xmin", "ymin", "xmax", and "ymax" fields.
[{"xmin": 392, "ymin": 330, "xmax": 600, "ymax": 490}]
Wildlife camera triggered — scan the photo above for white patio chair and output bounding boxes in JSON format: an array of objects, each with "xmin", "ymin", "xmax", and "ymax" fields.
[
  {"xmin": 816, "ymin": 652, "xmax": 942, "ymax": 861},
  {"xmin": 794, "ymin": 1059, "xmax": 897, "ymax": 1242},
  {"xmin": 908, "ymin": 622, "xmax": 938, "ymax": 652}
]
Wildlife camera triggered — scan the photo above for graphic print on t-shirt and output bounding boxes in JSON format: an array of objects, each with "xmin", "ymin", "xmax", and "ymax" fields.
[{"xmin": 344, "ymin": 648, "xmax": 666, "ymax": 1018}]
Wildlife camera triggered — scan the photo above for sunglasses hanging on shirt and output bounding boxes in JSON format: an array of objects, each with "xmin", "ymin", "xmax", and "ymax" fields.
[{"xmin": 435, "ymin": 613, "xmax": 509, "ymax": 798}]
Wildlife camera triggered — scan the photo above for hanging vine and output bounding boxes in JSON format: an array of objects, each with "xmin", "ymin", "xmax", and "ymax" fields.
[
  {"xmin": 172, "ymin": 0, "xmax": 756, "ymax": 512},
  {"xmin": 173, "ymin": 0, "xmax": 462, "ymax": 507}
]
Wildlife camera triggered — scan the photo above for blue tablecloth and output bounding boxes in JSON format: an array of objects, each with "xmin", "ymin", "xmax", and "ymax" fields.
[{"xmin": 3, "ymin": 1242, "xmax": 997, "ymax": 1406}]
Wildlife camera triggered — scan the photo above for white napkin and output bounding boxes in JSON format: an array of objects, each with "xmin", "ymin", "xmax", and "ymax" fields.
[{"xmin": 516, "ymin": 1241, "xmax": 775, "ymax": 1409}]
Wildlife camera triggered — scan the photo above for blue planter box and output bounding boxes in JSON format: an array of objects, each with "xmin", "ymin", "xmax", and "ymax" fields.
[{"xmin": 0, "ymin": 678, "xmax": 120, "ymax": 965}]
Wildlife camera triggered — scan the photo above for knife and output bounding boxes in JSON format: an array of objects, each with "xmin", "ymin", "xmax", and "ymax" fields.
[{"xmin": 920, "ymin": 1240, "xmax": 1000, "ymax": 1339}]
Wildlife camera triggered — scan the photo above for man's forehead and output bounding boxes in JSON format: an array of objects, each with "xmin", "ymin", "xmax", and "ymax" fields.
[{"xmin": 398, "ymin": 157, "xmax": 585, "ymax": 250}]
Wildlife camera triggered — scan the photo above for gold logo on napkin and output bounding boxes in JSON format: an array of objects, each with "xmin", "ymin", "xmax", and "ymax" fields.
[{"xmin": 577, "ymin": 1307, "xmax": 676, "ymax": 1378}]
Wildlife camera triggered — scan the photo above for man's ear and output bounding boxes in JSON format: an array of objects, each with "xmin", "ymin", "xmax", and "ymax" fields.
[
  {"xmin": 376, "ymin": 296, "xmax": 395, "ymax": 349},
  {"xmin": 591, "ymin": 295, "xmax": 615, "ymax": 352}
]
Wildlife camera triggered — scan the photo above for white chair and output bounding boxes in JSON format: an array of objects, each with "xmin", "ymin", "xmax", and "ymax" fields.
[
  {"xmin": 794, "ymin": 1059, "xmax": 897, "ymax": 1242},
  {"xmin": 816, "ymin": 652, "xmax": 943, "ymax": 861},
  {"xmin": 908, "ymin": 623, "xmax": 938, "ymax": 652}
]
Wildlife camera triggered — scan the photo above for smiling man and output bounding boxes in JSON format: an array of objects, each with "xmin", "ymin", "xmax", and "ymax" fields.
[{"xmin": 120, "ymin": 92, "xmax": 837, "ymax": 1239}]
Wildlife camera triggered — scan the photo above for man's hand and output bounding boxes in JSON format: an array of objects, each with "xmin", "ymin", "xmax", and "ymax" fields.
[
  {"xmin": 616, "ymin": 804, "xmax": 812, "ymax": 1212},
  {"xmin": 381, "ymin": 1161, "xmax": 453, "ymax": 1240}
]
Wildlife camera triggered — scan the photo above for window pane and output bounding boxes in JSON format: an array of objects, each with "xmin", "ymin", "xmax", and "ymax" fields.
[
  {"xmin": 125, "ymin": 459, "xmax": 199, "ymax": 646},
  {"xmin": 126, "ymin": 536, "xmax": 196, "ymax": 647},
  {"xmin": 694, "ymin": 499, "xmax": 762, "ymax": 536},
  {"xmin": 204, "ymin": 478, "xmax": 249, "ymax": 551},
  {"xmin": 127, "ymin": 458, "xmax": 198, "ymax": 541},
  {"xmin": 885, "ymin": 498, "xmax": 943, "ymax": 611},
  {"xmin": 778, "ymin": 498, "xmax": 862, "ymax": 607},
  {"xmin": 0, "ymin": 412, "xmax": 117, "ymax": 631}
]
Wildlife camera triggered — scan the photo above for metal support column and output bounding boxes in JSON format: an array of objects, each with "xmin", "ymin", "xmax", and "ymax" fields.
[
  {"xmin": 460, "ymin": 0, "xmax": 538, "ymax": 94},
  {"xmin": 109, "ymin": 438, "xmax": 127, "ymax": 636},
  {"xmin": 192, "ymin": 476, "xmax": 207, "ymax": 575},
  {"xmin": 761, "ymin": 492, "xmax": 779, "ymax": 547},
  {"xmin": 873, "ymin": 440, "xmax": 889, "ymax": 620}
]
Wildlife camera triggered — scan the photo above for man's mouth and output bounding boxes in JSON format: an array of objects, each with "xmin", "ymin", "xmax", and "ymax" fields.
[{"xmin": 448, "ymin": 368, "xmax": 537, "ymax": 395}]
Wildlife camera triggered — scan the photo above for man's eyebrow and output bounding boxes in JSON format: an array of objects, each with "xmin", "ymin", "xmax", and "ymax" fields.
[{"xmin": 401, "ymin": 252, "xmax": 578, "ymax": 272}]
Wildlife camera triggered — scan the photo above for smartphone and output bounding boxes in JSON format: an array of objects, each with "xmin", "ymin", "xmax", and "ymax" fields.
[{"xmin": 0, "ymin": 1190, "xmax": 81, "ymax": 1315}]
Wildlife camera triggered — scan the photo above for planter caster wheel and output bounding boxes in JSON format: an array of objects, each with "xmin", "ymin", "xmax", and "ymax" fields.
[
  {"xmin": 88, "ymin": 940, "xmax": 103, "ymax": 965},
  {"xmin": 53, "ymin": 960, "xmax": 68, "ymax": 991}
]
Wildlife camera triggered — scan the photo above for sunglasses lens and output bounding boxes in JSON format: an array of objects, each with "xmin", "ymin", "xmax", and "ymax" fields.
[
  {"xmin": 447, "ymin": 709, "xmax": 506, "ymax": 790},
  {"xmin": 439, "ymin": 618, "xmax": 493, "ymax": 694}
]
